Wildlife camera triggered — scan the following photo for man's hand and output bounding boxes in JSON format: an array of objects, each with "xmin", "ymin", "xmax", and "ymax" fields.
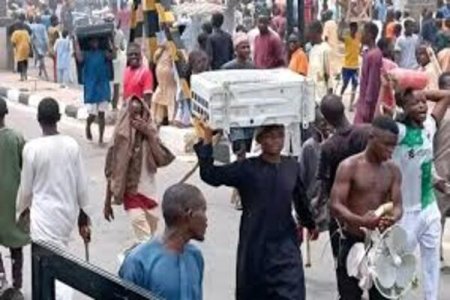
[
  {"xmin": 360, "ymin": 211, "xmax": 380, "ymax": 230},
  {"xmin": 131, "ymin": 117, "xmax": 150, "ymax": 136},
  {"xmin": 378, "ymin": 216, "xmax": 395, "ymax": 232},
  {"xmin": 307, "ymin": 228, "xmax": 320, "ymax": 241},
  {"xmin": 381, "ymin": 103, "xmax": 395, "ymax": 117},
  {"xmin": 104, "ymin": 203, "xmax": 114, "ymax": 222},
  {"xmin": 79, "ymin": 225, "xmax": 91, "ymax": 243},
  {"xmin": 434, "ymin": 178, "xmax": 449, "ymax": 194},
  {"xmin": 77, "ymin": 210, "xmax": 90, "ymax": 242},
  {"xmin": 198, "ymin": 120, "xmax": 215, "ymax": 144},
  {"xmin": 19, "ymin": 208, "xmax": 30, "ymax": 221}
]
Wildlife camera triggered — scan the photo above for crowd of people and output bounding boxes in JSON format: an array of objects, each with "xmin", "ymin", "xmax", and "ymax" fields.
[{"xmin": 2, "ymin": 0, "xmax": 450, "ymax": 300}]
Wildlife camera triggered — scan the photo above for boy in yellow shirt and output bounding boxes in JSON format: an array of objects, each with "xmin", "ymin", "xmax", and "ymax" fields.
[
  {"xmin": 11, "ymin": 28, "xmax": 31, "ymax": 81},
  {"xmin": 339, "ymin": 22, "xmax": 361, "ymax": 111}
]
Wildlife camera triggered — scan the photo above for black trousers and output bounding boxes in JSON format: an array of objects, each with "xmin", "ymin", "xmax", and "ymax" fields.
[
  {"xmin": 17, "ymin": 60, "xmax": 28, "ymax": 74},
  {"xmin": 336, "ymin": 232, "xmax": 388, "ymax": 300}
]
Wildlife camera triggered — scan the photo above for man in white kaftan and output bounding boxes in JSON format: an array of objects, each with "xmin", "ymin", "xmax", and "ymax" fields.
[{"xmin": 17, "ymin": 98, "xmax": 90, "ymax": 300}]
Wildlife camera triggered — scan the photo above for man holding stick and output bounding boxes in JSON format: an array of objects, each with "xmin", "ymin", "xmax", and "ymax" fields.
[{"xmin": 195, "ymin": 123, "xmax": 318, "ymax": 300}]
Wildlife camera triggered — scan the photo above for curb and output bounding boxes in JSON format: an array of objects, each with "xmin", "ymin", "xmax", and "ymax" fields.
[{"xmin": 0, "ymin": 86, "xmax": 115, "ymax": 124}]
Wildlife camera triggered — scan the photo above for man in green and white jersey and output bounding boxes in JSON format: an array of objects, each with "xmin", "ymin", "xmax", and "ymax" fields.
[{"xmin": 392, "ymin": 78, "xmax": 450, "ymax": 300}]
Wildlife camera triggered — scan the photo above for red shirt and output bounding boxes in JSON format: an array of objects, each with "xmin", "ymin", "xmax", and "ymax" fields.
[
  {"xmin": 124, "ymin": 193, "xmax": 158, "ymax": 211},
  {"xmin": 123, "ymin": 65, "xmax": 154, "ymax": 100},
  {"xmin": 253, "ymin": 32, "xmax": 285, "ymax": 69}
]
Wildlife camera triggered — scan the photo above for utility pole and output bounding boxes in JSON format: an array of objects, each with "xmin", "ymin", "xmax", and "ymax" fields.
[
  {"xmin": 297, "ymin": 0, "xmax": 304, "ymax": 45},
  {"xmin": 286, "ymin": 0, "xmax": 305, "ymax": 45},
  {"xmin": 286, "ymin": 0, "xmax": 294, "ymax": 38}
]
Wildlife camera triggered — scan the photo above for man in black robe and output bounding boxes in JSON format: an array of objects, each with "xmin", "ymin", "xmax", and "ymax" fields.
[{"xmin": 194, "ymin": 124, "xmax": 318, "ymax": 300}]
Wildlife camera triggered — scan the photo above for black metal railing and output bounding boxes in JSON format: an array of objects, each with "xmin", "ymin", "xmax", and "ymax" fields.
[{"xmin": 31, "ymin": 241, "xmax": 160, "ymax": 300}]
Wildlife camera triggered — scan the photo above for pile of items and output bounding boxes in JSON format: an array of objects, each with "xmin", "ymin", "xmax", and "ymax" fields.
[
  {"xmin": 190, "ymin": 69, "xmax": 316, "ymax": 158},
  {"xmin": 173, "ymin": 0, "xmax": 224, "ymax": 18}
]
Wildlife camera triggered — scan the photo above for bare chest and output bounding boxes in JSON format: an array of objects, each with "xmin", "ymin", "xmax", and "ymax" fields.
[{"xmin": 352, "ymin": 165, "xmax": 393, "ymax": 196}]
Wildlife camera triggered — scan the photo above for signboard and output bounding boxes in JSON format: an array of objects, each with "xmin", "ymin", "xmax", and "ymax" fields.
[{"xmin": 405, "ymin": 0, "xmax": 436, "ymax": 18}]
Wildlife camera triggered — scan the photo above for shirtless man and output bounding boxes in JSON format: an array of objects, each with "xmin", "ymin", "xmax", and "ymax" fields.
[{"xmin": 331, "ymin": 115, "xmax": 403, "ymax": 300}]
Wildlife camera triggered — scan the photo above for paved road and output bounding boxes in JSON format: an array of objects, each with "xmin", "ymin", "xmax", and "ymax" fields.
[{"xmin": 1, "ymin": 102, "xmax": 450, "ymax": 299}]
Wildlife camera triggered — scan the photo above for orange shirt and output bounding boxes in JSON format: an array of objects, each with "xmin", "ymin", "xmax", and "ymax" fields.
[
  {"xmin": 385, "ymin": 22, "xmax": 396, "ymax": 40},
  {"xmin": 289, "ymin": 48, "xmax": 308, "ymax": 76}
]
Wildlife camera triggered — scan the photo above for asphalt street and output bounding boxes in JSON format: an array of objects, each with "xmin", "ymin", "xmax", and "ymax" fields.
[{"xmin": 1, "ymin": 102, "xmax": 449, "ymax": 299}]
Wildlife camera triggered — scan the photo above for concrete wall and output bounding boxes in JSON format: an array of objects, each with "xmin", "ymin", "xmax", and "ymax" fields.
[
  {"xmin": 0, "ymin": 17, "xmax": 13, "ymax": 71},
  {"xmin": 0, "ymin": 26, "xmax": 8, "ymax": 69}
]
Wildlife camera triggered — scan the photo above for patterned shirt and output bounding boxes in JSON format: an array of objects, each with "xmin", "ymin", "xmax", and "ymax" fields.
[{"xmin": 393, "ymin": 116, "xmax": 437, "ymax": 211}]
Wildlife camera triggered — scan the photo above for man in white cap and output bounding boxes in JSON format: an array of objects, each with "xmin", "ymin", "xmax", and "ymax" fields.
[{"xmin": 221, "ymin": 32, "xmax": 255, "ymax": 70}]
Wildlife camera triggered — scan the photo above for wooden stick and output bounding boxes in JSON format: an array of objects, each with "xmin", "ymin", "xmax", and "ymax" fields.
[
  {"xmin": 84, "ymin": 241, "xmax": 90, "ymax": 263},
  {"xmin": 178, "ymin": 120, "xmax": 222, "ymax": 184},
  {"xmin": 305, "ymin": 228, "xmax": 312, "ymax": 268},
  {"xmin": 179, "ymin": 162, "xmax": 199, "ymax": 184}
]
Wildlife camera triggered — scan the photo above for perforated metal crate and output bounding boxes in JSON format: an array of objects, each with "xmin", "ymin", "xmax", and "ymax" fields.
[{"xmin": 191, "ymin": 69, "xmax": 316, "ymax": 131}]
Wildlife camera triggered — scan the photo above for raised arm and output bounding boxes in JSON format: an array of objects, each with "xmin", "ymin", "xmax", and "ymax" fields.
[
  {"xmin": 330, "ymin": 159, "xmax": 380, "ymax": 229},
  {"xmin": 73, "ymin": 37, "xmax": 83, "ymax": 63},
  {"xmin": 425, "ymin": 90, "xmax": 450, "ymax": 124},
  {"xmin": 338, "ymin": 21, "xmax": 346, "ymax": 42},
  {"xmin": 194, "ymin": 141, "xmax": 244, "ymax": 189},
  {"xmin": 105, "ymin": 37, "xmax": 116, "ymax": 60}
]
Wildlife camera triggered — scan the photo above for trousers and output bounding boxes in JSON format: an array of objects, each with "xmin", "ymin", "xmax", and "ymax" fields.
[
  {"xmin": 399, "ymin": 202, "xmax": 442, "ymax": 300},
  {"xmin": 0, "ymin": 247, "xmax": 23, "ymax": 289},
  {"xmin": 336, "ymin": 231, "xmax": 388, "ymax": 300},
  {"xmin": 127, "ymin": 208, "xmax": 158, "ymax": 242}
]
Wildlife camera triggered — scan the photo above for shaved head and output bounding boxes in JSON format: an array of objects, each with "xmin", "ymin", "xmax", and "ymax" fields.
[{"xmin": 162, "ymin": 183, "xmax": 206, "ymax": 227}]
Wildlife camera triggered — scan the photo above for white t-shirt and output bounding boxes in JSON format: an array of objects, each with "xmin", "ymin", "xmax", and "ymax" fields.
[
  {"xmin": 395, "ymin": 34, "xmax": 421, "ymax": 69},
  {"xmin": 17, "ymin": 135, "xmax": 89, "ymax": 245},
  {"xmin": 393, "ymin": 116, "xmax": 437, "ymax": 212}
]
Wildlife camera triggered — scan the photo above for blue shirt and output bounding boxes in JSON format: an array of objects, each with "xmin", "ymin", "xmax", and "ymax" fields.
[
  {"xmin": 375, "ymin": 0, "xmax": 387, "ymax": 22},
  {"xmin": 30, "ymin": 23, "xmax": 48, "ymax": 56},
  {"xmin": 439, "ymin": 5, "xmax": 450, "ymax": 18},
  {"xmin": 119, "ymin": 239, "xmax": 204, "ymax": 300},
  {"xmin": 82, "ymin": 51, "xmax": 111, "ymax": 103},
  {"xmin": 41, "ymin": 15, "xmax": 51, "ymax": 29},
  {"xmin": 421, "ymin": 19, "xmax": 437, "ymax": 45}
]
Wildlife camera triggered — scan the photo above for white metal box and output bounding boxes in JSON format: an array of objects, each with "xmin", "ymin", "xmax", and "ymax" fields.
[{"xmin": 191, "ymin": 69, "xmax": 316, "ymax": 131}]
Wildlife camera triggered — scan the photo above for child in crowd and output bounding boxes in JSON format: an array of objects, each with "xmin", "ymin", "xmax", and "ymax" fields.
[{"xmin": 54, "ymin": 29, "xmax": 72, "ymax": 87}]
